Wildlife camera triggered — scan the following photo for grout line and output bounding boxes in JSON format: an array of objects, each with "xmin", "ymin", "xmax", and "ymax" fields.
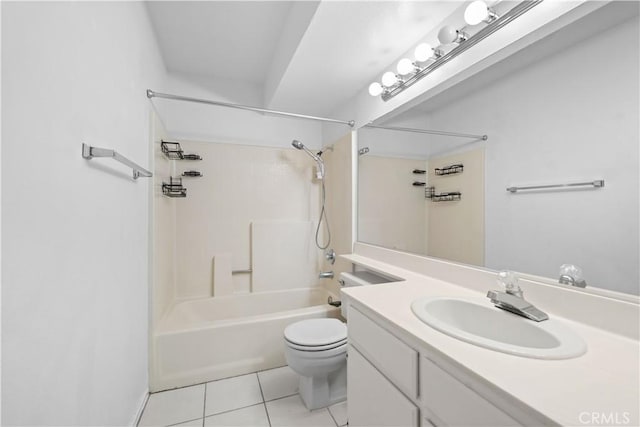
[
  {"xmin": 255, "ymin": 372, "xmax": 266, "ymax": 404},
  {"xmin": 255, "ymin": 372, "xmax": 272, "ymax": 427},
  {"xmin": 202, "ymin": 402, "xmax": 268, "ymax": 422},
  {"xmin": 151, "ymin": 366, "xmax": 289, "ymax": 395},
  {"xmin": 262, "ymin": 393, "xmax": 299, "ymax": 404},
  {"xmin": 264, "ymin": 392, "xmax": 298, "ymax": 403},
  {"xmin": 327, "ymin": 406, "xmax": 339, "ymax": 427},
  {"xmin": 202, "ymin": 382, "xmax": 207, "ymax": 427},
  {"xmin": 166, "ymin": 416, "xmax": 203, "ymax": 427},
  {"xmin": 263, "ymin": 402, "xmax": 272, "ymax": 427}
]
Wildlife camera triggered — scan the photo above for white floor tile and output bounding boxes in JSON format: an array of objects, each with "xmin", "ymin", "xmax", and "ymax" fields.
[
  {"xmin": 139, "ymin": 385, "xmax": 205, "ymax": 427},
  {"xmin": 266, "ymin": 395, "xmax": 337, "ymax": 427},
  {"xmin": 257, "ymin": 366, "xmax": 299, "ymax": 401},
  {"xmin": 204, "ymin": 403, "xmax": 270, "ymax": 427},
  {"xmin": 205, "ymin": 374, "xmax": 264, "ymax": 416},
  {"xmin": 328, "ymin": 401, "xmax": 348, "ymax": 426}
]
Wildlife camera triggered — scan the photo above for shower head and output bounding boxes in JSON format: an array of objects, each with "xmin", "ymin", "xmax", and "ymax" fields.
[{"xmin": 291, "ymin": 139, "xmax": 325, "ymax": 179}]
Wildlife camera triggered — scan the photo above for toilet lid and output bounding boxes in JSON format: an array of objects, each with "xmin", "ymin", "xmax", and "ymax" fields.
[{"xmin": 284, "ymin": 318, "xmax": 347, "ymax": 347}]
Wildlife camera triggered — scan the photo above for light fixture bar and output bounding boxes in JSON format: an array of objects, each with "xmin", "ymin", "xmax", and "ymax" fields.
[
  {"xmin": 382, "ymin": 0, "xmax": 543, "ymax": 101},
  {"xmin": 147, "ymin": 89, "xmax": 356, "ymax": 127},
  {"xmin": 364, "ymin": 124, "xmax": 487, "ymax": 140}
]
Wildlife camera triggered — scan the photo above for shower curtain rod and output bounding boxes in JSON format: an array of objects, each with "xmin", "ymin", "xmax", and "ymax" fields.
[
  {"xmin": 364, "ymin": 123, "xmax": 487, "ymax": 140},
  {"xmin": 147, "ymin": 90, "xmax": 355, "ymax": 128}
]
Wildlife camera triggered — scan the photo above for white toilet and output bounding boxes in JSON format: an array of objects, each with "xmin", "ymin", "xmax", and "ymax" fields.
[
  {"xmin": 284, "ymin": 271, "xmax": 395, "ymax": 410},
  {"xmin": 284, "ymin": 318, "xmax": 347, "ymax": 410}
]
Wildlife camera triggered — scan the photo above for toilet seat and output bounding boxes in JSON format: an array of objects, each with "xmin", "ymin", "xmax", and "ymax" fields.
[
  {"xmin": 285, "ymin": 338, "xmax": 346, "ymax": 352},
  {"xmin": 284, "ymin": 318, "xmax": 347, "ymax": 347}
]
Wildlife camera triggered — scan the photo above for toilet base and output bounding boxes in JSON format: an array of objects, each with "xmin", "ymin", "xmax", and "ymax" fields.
[{"xmin": 298, "ymin": 363, "xmax": 347, "ymax": 410}]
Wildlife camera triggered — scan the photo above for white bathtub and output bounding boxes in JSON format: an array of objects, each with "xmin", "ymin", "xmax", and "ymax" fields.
[{"xmin": 151, "ymin": 287, "xmax": 341, "ymax": 391}]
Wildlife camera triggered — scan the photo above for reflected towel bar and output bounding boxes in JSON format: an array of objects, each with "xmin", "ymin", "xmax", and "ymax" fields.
[
  {"xmin": 82, "ymin": 143, "xmax": 152, "ymax": 180},
  {"xmin": 506, "ymin": 180, "xmax": 604, "ymax": 193}
]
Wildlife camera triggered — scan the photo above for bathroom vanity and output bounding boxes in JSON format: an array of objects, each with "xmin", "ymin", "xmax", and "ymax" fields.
[{"xmin": 341, "ymin": 244, "xmax": 640, "ymax": 427}]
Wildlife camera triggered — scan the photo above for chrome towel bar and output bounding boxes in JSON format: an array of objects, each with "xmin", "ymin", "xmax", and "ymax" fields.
[
  {"xmin": 507, "ymin": 180, "xmax": 604, "ymax": 193},
  {"xmin": 82, "ymin": 143, "xmax": 152, "ymax": 180}
]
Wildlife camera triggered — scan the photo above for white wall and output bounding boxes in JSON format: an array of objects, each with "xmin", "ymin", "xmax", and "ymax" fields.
[
  {"xmin": 152, "ymin": 72, "xmax": 325, "ymax": 150},
  {"xmin": 2, "ymin": 3, "xmax": 166, "ymax": 425},
  {"xmin": 427, "ymin": 15, "xmax": 639, "ymax": 294},
  {"xmin": 151, "ymin": 114, "xmax": 175, "ymax": 327}
]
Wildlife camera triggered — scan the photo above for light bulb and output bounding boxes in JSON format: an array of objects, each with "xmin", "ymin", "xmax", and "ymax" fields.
[
  {"xmin": 414, "ymin": 43, "xmax": 434, "ymax": 62},
  {"xmin": 464, "ymin": 0, "xmax": 489, "ymax": 25},
  {"xmin": 368, "ymin": 82, "xmax": 383, "ymax": 97},
  {"xmin": 381, "ymin": 71, "xmax": 398, "ymax": 88},
  {"xmin": 396, "ymin": 58, "xmax": 414, "ymax": 76},
  {"xmin": 438, "ymin": 25, "xmax": 459, "ymax": 44}
]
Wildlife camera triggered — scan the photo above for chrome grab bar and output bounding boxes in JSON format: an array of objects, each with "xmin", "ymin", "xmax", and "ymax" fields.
[
  {"xmin": 82, "ymin": 143, "xmax": 152, "ymax": 180},
  {"xmin": 507, "ymin": 180, "xmax": 604, "ymax": 193}
]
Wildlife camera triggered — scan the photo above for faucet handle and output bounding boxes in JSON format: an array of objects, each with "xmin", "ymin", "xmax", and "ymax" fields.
[
  {"xmin": 559, "ymin": 264, "xmax": 587, "ymax": 287},
  {"xmin": 497, "ymin": 270, "xmax": 522, "ymax": 297}
]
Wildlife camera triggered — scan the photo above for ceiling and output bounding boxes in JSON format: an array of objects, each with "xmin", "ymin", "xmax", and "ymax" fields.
[{"xmin": 145, "ymin": 1, "xmax": 461, "ymax": 116}]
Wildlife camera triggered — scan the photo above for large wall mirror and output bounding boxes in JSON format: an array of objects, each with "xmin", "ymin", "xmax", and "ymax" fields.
[{"xmin": 357, "ymin": 1, "xmax": 639, "ymax": 296}]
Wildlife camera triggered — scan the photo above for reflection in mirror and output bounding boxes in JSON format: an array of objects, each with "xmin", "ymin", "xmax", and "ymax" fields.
[{"xmin": 357, "ymin": 2, "xmax": 639, "ymax": 295}]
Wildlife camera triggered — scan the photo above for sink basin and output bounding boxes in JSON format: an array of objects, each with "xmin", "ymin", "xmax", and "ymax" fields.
[{"xmin": 411, "ymin": 297, "xmax": 586, "ymax": 359}]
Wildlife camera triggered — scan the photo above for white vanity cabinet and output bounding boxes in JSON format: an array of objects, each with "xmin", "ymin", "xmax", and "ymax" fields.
[
  {"xmin": 347, "ymin": 306, "xmax": 419, "ymax": 426},
  {"xmin": 347, "ymin": 346, "xmax": 419, "ymax": 427},
  {"xmin": 347, "ymin": 304, "xmax": 524, "ymax": 427}
]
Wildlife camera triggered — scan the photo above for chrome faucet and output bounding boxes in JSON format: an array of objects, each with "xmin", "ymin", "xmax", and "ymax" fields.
[{"xmin": 487, "ymin": 271, "xmax": 549, "ymax": 322}]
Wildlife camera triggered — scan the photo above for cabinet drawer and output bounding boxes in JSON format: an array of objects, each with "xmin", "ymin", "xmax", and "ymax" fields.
[
  {"xmin": 349, "ymin": 306, "xmax": 418, "ymax": 398},
  {"xmin": 421, "ymin": 357, "xmax": 520, "ymax": 426},
  {"xmin": 348, "ymin": 345, "xmax": 419, "ymax": 427}
]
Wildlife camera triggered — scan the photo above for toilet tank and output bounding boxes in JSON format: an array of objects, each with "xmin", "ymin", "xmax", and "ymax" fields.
[{"xmin": 339, "ymin": 270, "xmax": 402, "ymax": 319}]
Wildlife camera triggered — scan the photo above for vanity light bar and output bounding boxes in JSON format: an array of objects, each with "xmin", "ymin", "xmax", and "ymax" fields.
[{"xmin": 380, "ymin": 0, "xmax": 543, "ymax": 101}]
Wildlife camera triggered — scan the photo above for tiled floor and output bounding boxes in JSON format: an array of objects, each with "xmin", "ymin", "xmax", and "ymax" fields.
[{"xmin": 138, "ymin": 366, "xmax": 348, "ymax": 427}]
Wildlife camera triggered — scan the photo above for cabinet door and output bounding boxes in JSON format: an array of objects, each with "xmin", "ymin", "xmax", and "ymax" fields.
[
  {"xmin": 348, "ymin": 345, "xmax": 419, "ymax": 427},
  {"xmin": 421, "ymin": 357, "xmax": 520, "ymax": 426}
]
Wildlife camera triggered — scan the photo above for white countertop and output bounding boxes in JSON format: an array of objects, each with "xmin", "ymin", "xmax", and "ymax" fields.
[{"xmin": 341, "ymin": 254, "xmax": 640, "ymax": 426}]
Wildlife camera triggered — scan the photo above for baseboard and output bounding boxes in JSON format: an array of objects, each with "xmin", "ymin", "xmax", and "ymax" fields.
[{"xmin": 131, "ymin": 388, "xmax": 149, "ymax": 427}]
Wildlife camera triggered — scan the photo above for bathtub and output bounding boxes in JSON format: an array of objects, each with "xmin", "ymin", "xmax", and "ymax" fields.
[{"xmin": 151, "ymin": 287, "xmax": 341, "ymax": 392}]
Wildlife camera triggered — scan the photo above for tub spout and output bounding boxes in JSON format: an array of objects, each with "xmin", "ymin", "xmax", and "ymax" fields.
[
  {"xmin": 319, "ymin": 271, "xmax": 334, "ymax": 279},
  {"xmin": 327, "ymin": 296, "xmax": 342, "ymax": 307}
]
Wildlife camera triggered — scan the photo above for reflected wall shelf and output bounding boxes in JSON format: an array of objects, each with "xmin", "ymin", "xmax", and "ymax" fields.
[
  {"xmin": 425, "ymin": 186, "xmax": 462, "ymax": 202},
  {"xmin": 435, "ymin": 164, "xmax": 464, "ymax": 176}
]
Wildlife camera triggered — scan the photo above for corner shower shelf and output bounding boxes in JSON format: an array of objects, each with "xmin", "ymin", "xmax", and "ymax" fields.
[
  {"xmin": 161, "ymin": 141, "xmax": 203, "ymax": 161},
  {"xmin": 162, "ymin": 177, "xmax": 187, "ymax": 198},
  {"xmin": 435, "ymin": 164, "xmax": 464, "ymax": 176},
  {"xmin": 182, "ymin": 170, "xmax": 203, "ymax": 177},
  {"xmin": 425, "ymin": 186, "xmax": 461, "ymax": 202}
]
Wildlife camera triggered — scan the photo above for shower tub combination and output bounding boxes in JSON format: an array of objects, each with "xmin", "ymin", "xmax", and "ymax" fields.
[{"xmin": 151, "ymin": 287, "xmax": 341, "ymax": 391}]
